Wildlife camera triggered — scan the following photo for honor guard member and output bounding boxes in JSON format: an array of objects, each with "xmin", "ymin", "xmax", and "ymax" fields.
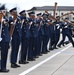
[
  {"xmin": 19, "ymin": 10, "xmax": 29, "ymax": 64},
  {"xmin": 28, "ymin": 11, "xmax": 39, "ymax": 61},
  {"xmin": 53, "ymin": 16, "xmax": 63, "ymax": 49},
  {"xmin": 48, "ymin": 15, "xmax": 55, "ymax": 50},
  {"xmin": 0, "ymin": 5, "xmax": 10, "ymax": 72},
  {"xmin": 9, "ymin": 7, "xmax": 21, "ymax": 68},
  {"xmin": 42, "ymin": 13, "xmax": 50, "ymax": 54},
  {"xmin": 46, "ymin": 14, "xmax": 55, "ymax": 50},
  {"xmin": 58, "ymin": 17, "xmax": 74, "ymax": 47},
  {"xmin": 36, "ymin": 13, "xmax": 44, "ymax": 56}
]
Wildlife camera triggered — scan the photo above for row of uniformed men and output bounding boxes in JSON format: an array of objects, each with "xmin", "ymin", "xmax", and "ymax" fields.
[{"xmin": 0, "ymin": 5, "xmax": 74, "ymax": 72}]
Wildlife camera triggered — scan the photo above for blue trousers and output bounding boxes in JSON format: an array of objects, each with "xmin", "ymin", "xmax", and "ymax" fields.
[
  {"xmin": 58, "ymin": 30, "xmax": 74, "ymax": 47},
  {"xmin": 49, "ymin": 33, "xmax": 55, "ymax": 49},
  {"xmin": 42, "ymin": 35, "xmax": 49, "ymax": 52},
  {"xmin": 28, "ymin": 37, "xmax": 38, "ymax": 59},
  {"xmin": 0, "ymin": 42, "xmax": 9, "ymax": 70},
  {"xmin": 53, "ymin": 32, "xmax": 60, "ymax": 48},
  {"xmin": 11, "ymin": 38, "xmax": 20, "ymax": 64},
  {"xmin": 38, "ymin": 35, "xmax": 43, "ymax": 54},
  {"xmin": 20, "ymin": 38, "xmax": 29, "ymax": 61}
]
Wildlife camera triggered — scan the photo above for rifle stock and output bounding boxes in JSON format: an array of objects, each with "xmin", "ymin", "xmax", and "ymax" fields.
[
  {"xmin": 53, "ymin": 2, "xmax": 57, "ymax": 18},
  {"xmin": 9, "ymin": 15, "xmax": 17, "ymax": 38},
  {"xmin": 0, "ymin": 13, "xmax": 3, "ymax": 41},
  {"xmin": 0, "ymin": 13, "xmax": 3, "ymax": 22}
]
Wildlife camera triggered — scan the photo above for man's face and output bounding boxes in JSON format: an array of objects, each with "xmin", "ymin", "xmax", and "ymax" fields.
[
  {"xmin": 56, "ymin": 17, "xmax": 60, "ymax": 21},
  {"xmin": 10, "ymin": 11, "xmax": 17, "ymax": 16},
  {"xmin": 23, "ymin": 14, "xmax": 26, "ymax": 17},
  {"xmin": 31, "ymin": 14, "xmax": 35, "ymax": 19},
  {"xmin": 43, "ymin": 15, "xmax": 47, "ymax": 19},
  {"xmin": 48, "ymin": 16, "xmax": 51, "ymax": 20},
  {"xmin": 2, "ymin": 10, "xmax": 6, "ymax": 16}
]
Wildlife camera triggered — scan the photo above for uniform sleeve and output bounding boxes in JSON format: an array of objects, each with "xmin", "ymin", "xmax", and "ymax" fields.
[{"xmin": 8, "ymin": 17, "xmax": 14, "ymax": 31}]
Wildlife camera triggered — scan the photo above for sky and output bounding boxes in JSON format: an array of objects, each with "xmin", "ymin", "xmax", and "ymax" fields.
[{"xmin": 0, "ymin": 0, "xmax": 74, "ymax": 10}]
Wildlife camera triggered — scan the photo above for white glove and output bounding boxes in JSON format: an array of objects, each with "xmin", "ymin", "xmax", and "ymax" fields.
[
  {"xmin": 0, "ymin": 38, "xmax": 2, "ymax": 42},
  {"xmin": 57, "ymin": 26, "xmax": 60, "ymax": 29},
  {"xmin": 56, "ymin": 24, "xmax": 59, "ymax": 26},
  {"xmin": 11, "ymin": 37, "xmax": 12, "ymax": 40},
  {"xmin": 64, "ymin": 22, "xmax": 67, "ymax": 25}
]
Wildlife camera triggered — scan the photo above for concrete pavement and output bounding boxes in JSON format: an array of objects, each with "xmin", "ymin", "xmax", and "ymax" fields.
[{"xmin": 0, "ymin": 43, "xmax": 74, "ymax": 75}]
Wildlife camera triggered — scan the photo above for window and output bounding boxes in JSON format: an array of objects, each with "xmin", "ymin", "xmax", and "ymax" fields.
[
  {"xmin": 73, "ymin": 13, "xmax": 74, "ymax": 15},
  {"xmin": 73, "ymin": 17, "xmax": 74, "ymax": 20},
  {"xmin": 61, "ymin": 13, "xmax": 63, "ymax": 15},
  {"xmin": 56, "ymin": 13, "xmax": 57, "ymax": 15},
  {"xmin": 62, "ymin": 18, "xmax": 63, "ymax": 20}
]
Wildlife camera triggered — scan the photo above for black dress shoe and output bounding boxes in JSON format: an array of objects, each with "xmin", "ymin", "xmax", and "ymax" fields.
[
  {"xmin": 46, "ymin": 50, "xmax": 50, "ymax": 52},
  {"xmin": 14, "ymin": 64, "xmax": 20, "ymax": 67},
  {"xmin": 19, "ymin": 61, "xmax": 24, "ymax": 64},
  {"xmin": 0, "ymin": 69, "xmax": 10, "ymax": 72},
  {"xmin": 64, "ymin": 41, "xmax": 70, "ymax": 44},
  {"xmin": 41, "ymin": 51, "xmax": 47, "ymax": 54},
  {"xmin": 38, "ymin": 53, "xmax": 42, "ymax": 56},
  {"xmin": 33, "ymin": 56, "xmax": 39, "ymax": 58},
  {"xmin": 11, "ymin": 63, "xmax": 20, "ymax": 68},
  {"xmin": 57, "ymin": 45, "xmax": 61, "ymax": 48},
  {"xmin": 62, "ymin": 44, "xmax": 65, "ymax": 46},
  {"xmin": 53, "ymin": 47, "xmax": 58, "ymax": 49},
  {"xmin": 49, "ymin": 48, "xmax": 54, "ymax": 50},
  {"xmin": 42, "ymin": 52, "xmax": 48, "ymax": 54},
  {"xmin": 19, "ymin": 61, "xmax": 29, "ymax": 64},
  {"xmin": 28, "ymin": 58, "xmax": 35, "ymax": 61},
  {"xmin": 11, "ymin": 64, "xmax": 17, "ymax": 68},
  {"xmin": 24, "ymin": 61, "xmax": 29, "ymax": 64}
]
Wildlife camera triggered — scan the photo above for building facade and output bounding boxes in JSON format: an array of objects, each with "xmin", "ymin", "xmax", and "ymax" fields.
[{"xmin": 28, "ymin": 6, "xmax": 74, "ymax": 22}]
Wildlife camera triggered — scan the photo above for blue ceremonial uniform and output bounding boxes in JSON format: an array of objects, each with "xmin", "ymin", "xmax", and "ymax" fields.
[
  {"xmin": 20, "ymin": 16, "xmax": 30, "ymax": 63},
  {"xmin": 58, "ymin": 20, "xmax": 74, "ymax": 47},
  {"xmin": 10, "ymin": 17, "xmax": 21, "ymax": 65},
  {"xmin": 8, "ymin": 6, "xmax": 21, "ymax": 68},
  {"xmin": 53, "ymin": 21, "xmax": 62, "ymax": 49},
  {"xmin": 42, "ymin": 19, "xmax": 50, "ymax": 53},
  {"xmin": 49, "ymin": 24, "xmax": 55, "ymax": 50},
  {"xmin": 27, "ymin": 11, "xmax": 39, "ymax": 60},
  {"xmin": 0, "ymin": 16, "xmax": 10, "ymax": 71},
  {"xmin": 37, "ymin": 19, "xmax": 44, "ymax": 55},
  {"xmin": 0, "ymin": 5, "xmax": 10, "ymax": 72},
  {"xmin": 28, "ymin": 19, "xmax": 39, "ymax": 58}
]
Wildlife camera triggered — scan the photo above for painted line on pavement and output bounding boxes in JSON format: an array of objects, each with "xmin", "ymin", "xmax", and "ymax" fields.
[{"xmin": 19, "ymin": 44, "xmax": 71, "ymax": 75}]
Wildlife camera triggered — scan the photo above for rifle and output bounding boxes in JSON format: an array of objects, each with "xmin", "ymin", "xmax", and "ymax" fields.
[
  {"xmin": 60, "ymin": 12, "xmax": 73, "ymax": 18},
  {"xmin": 60, "ymin": 12, "xmax": 74, "ymax": 25},
  {"xmin": 63, "ymin": 19, "xmax": 74, "ymax": 26},
  {"xmin": 53, "ymin": 2, "xmax": 57, "ymax": 18},
  {"xmin": 44, "ymin": 2, "xmax": 58, "ymax": 21},
  {"xmin": 0, "ymin": 13, "xmax": 3, "ymax": 41},
  {"xmin": 9, "ymin": 13, "xmax": 17, "ymax": 39}
]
